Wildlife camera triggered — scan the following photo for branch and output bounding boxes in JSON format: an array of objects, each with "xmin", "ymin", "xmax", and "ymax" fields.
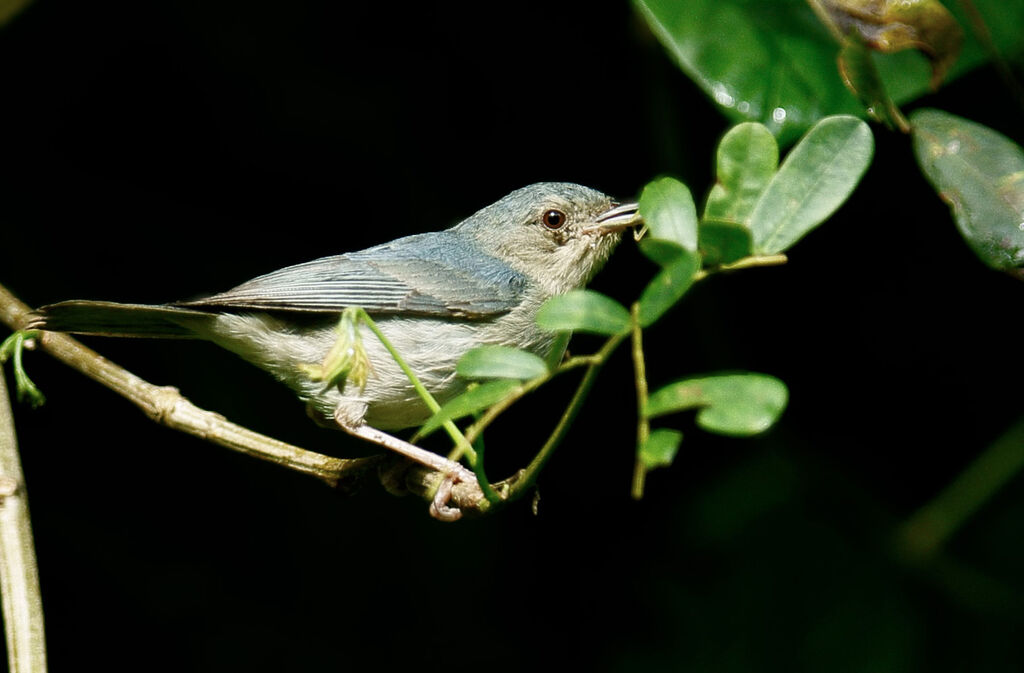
[
  {"xmin": 0, "ymin": 282, "xmax": 376, "ymax": 489},
  {"xmin": 629, "ymin": 303, "xmax": 651, "ymax": 499},
  {"xmin": 506, "ymin": 331, "xmax": 628, "ymax": 498},
  {"xmin": 693, "ymin": 253, "xmax": 788, "ymax": 281},
  {"xmin": 0, "ymin": 368, "xmax": 47, "ymax": 672}
]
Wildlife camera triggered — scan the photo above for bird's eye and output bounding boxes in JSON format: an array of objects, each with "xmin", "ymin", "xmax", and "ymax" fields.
[{"xmin": 542, "ymin": 209, "xmax": 567, "ymax": 230}]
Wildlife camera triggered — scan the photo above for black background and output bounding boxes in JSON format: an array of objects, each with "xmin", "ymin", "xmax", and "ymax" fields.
[{"xmin": 2, "ymin": 1, "xmax": 1023, "ymax": 670}]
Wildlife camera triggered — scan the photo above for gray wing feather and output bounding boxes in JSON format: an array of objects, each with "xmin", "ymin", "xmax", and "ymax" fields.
[{"xmin": 178, "ymin": 231, "xmax": 528, "ymax": 319}]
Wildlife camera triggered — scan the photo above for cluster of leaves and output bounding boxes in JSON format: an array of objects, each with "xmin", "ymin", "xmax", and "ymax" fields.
[
  {"xmin": 422, "ymin": 115, "xmax": 873, "ymax": 500},
  {"xmin": 636, "ymin": 0, "xmax": 1024, "ymax": 279}
]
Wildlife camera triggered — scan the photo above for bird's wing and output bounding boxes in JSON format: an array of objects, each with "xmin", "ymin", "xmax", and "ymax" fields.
[{"xmin": 178, "ymin": 231, "xmax": 528, "ymax": 319}]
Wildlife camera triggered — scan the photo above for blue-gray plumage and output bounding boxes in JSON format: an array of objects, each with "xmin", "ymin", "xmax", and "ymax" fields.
[
  {"xmin": 187, "ymin": 229, "xmax": 530, "ymax": 318},
  {"xmin": 30, "ymin": 183, "xmax": 640, "ymax": 476}
]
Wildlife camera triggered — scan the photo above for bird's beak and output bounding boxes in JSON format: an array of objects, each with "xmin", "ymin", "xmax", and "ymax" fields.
[{"xmin": 582, "ymin": 202, "xmax": 642, "ymax": 236}]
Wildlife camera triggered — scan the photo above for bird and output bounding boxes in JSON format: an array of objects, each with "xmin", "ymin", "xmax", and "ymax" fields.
[{"xmin": 28, "ymin": 182, "xmax": 640, "ymax": 496}]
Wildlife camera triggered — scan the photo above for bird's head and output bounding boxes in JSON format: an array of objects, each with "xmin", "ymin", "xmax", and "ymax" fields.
[{"xmin": 458, "ymin": 182, "xmax": 641, "ymax": 296}]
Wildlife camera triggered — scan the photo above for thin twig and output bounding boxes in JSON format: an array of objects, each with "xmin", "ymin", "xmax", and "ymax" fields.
[
  {"xmin": 0, "ymin": 369, "xmax": 48, "ymax": 673},
  {"xmin": 352, "ymin": 311, "xmax": 500, "ymax": 503},
  {"xmin": 461, "ymin": 355, "xmax": 594, "ymax": 447},
  {"xmin": 509, "ymin": 332, "xmax": 627, "ymax": 497},
  {"xmin": 693, "ymin": 254, "xmax": 788, "ymax": 281},
  {"xmin": 357, "ymin": 311, "xmax": 477, "ymax": 462},
  {"xmin": 629, "ymin": 304, "xmax": 651, "ymax": 500}
]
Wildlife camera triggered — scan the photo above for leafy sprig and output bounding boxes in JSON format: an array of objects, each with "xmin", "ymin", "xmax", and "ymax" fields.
[{"xmin": 424, "ymin": 115, "xmax": 874, "ymax": 503}]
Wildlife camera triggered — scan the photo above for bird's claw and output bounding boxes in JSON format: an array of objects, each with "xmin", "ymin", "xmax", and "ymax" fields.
[
  {"xmin": 428, "ymin": 465, "xmax": 483, "ymax": 522},
  {"xmin": 429, "ymin": 471, "xmax": 464, "ymax": 522}
]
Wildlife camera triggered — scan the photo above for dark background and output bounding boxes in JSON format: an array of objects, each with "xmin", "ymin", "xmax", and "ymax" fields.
[{"xmin": 2, "ymin": 1, "xmax": 1022, "ymax": 670}]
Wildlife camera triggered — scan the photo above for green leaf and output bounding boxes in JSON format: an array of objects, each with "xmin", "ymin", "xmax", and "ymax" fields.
[
  {"xmin": 544, "ymin": 331, "xmax": 572, "ymax": 370},
  {"xmin": 634, "ymin": 0, "xmax": 867, "ymax": 144},
  {"xmin": 638, "ymin": 238, "xmax": 687, "ymax": 267},
  {"xmin": 637, "ymin": 249, "xmax": 700, "ymax": 327},
  {"xmin": 911, "ymin": 109, "xmax": 1024, "ymax": 277},
  {"xmin": 704, "ymin": 122, "xmax": 779, "ymax": 225},
  {"xmin": 639, "ymin": 428, "xmax": 684, "ymax": 469},
  {"xmin": 638, "ymin": 177, "xmax": 699, "ymax": 252},
  {"xmin": 536, "ymin": 290, "xmax": 632, "ymax": 336},
  {"xmin": 0, "ymin": 330, "xmax": 46, "ymax": 408},
  {"xmin": 633, "ymin": 0, "xmax": 1024, "ymax": 144},
  {"xmin": 646, "ymin": 373, "xmax": 788, "ymax": 437},
  {"xmin": 419, "ymin": 380, "xmax": 521, "ymax": 437},
  {"xmin": 699, "ymin": 220, "xmax": 753, "ymax": 267},
  {"xmin": 749, "ymin": 115, "xmax": 873, "ymax": 254},
  {"xmin": 457, "ymin": 346, "xmax": 548, "ymax": 380}
]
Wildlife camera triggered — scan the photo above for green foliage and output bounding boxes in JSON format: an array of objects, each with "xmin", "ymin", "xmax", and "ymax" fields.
[
  {"xmin": 419, "ymin": 113, "xmax": 877, "ymax": 499},
  {"xmin": 697, "ymin": 115, "xmax": 875, "ymax": 257},
  {"xmin": 420, "ymin": 380, "xmax": 521, "ymax": 437},
  {"xmin": 0, "ymin": 331, "xmax": 45, "ymax": 408},
  {"xmin": 634, "ymin": 0, "xmax": 861, "ymax": 143},
  {"xmin": 647, "ymin": 374, "xmax": 789, "ymax": 437},
  {"xmin": 636, "ymin": 250, "xmax": 700, "ymax": 327},
  {"xmin": 613, "ymin": 0, "xmax": 1024, "ymax": 507},
  {"xmin": 638, "ymin": 428, "xmax": 683, "ymax": 470},
  {"xmin": 456, "ymin": 346, "xmax": 548, "ymax": 380},
  {"xmin": 704, "ymin": 122, "xmax": 779, "ymax": 227},
  {"xmin": 393, "ymin": 1, "xmax": 1024, "ymax": 509},
  {"xmin": 634, "ymin": 0, "xmax": 1024, "ymax": 143},
  {"xmin": 536, "ymin": 289, "xmax": 632, "ymax": 336},
  {"xmin": 637, "ymin": 0, "xmax": 1024, "ymax": 274},
  {"xmin": 749, "ymin": 115, "xmax": 874, "ymax": 254},
  {"xmin": 638, "ymin": 177, "xmax": 699, "ymax": 252},
  {"xmin": 911, "ymin": 109, "xmax": 1024, "ymax": 277},
  {"xmin": 697, "ymin": 221, "xmax": 752, "ymax": 267}
]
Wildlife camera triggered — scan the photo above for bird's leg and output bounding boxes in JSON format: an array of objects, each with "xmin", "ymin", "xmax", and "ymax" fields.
[
  {"xmin": 310, "ymin": 308, "xmax": 480, "ymax": 519},
  {"xmin": 333, "ymin": 415, "xmax": 475, "ymax": 521}
]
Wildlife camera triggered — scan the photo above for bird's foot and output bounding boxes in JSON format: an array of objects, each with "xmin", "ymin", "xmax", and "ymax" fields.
[
  {"xmin": 335, "ymin": 416, "xmax": 481, "ymax": 521},
  {"xmin": 429, "ymin": 472, "xmax": 462, "ymax": 522}
]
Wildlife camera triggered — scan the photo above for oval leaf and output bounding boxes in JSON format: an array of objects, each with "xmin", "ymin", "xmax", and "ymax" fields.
[
  {"xmin": 911, "ymin": 108, "xmax": 1024, "ymax": 275},
  {"xmin": 536, "ymin": 290, "xmax": 631, "ymax": 336},
  {"xmin": 420, "ymin": 380, "xmax": 521, "ymax": 437},
  {"xmin": 639, "ymin": 428, "xmax": 684, "ymax": 470},
  {"xmin": 638, "ymin": 176, "xmax": 698, "ymax": 252},
  {"xmin": 750, "ymin": 115, "xmax": 873, "ymax": 254},
  {"xmin": 704, "ymin": 122, "xmax": 779, "ymax": 225},
  {"xmin": 646, "ymin": 373, "xmax": 788, "ymax": 437},
  {"xmin": 637, "ymin": 249, "xmax": 700, "ymax": 327},
  {"xmin": 638, "ymin": 238, "xmax": 687, "ymax": 267},
  {"xmin": 699, "ymin": 220, "xmax": 753, "ymax": 267},
  {"xmin": 457, "ymin": 346, "xmax": 548, "ymax": 380}
]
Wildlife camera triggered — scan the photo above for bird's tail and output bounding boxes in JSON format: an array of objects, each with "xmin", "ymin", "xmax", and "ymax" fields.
[{"xmin": 26, "ymin": 301, "xmax": 212, "ymax": 338}]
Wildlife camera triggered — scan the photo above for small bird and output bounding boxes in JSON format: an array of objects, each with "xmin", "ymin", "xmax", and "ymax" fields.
[{"xmin": 29, "ymin": 182, "xmax": 640, "ymax": 487}]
